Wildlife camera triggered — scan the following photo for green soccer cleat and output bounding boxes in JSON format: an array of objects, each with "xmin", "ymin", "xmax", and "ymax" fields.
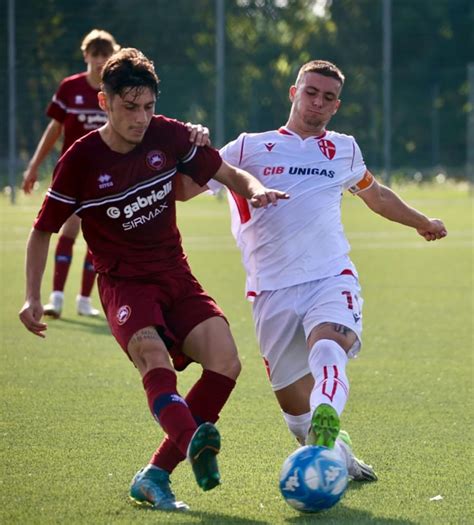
[
  {"xmin": 337, "ymin": 430, "xmax": 378, "ymax": 482},
  {"xmin": 187, "ymin": 422, "xmax": 221, "ymax": 491},
  {"xmin": 129, "ymin": 465, "xmax": 189, "ymax": 511},
  {"xmin": 306, "ymin": 403, "xmax": 340, "ymax": 449}
]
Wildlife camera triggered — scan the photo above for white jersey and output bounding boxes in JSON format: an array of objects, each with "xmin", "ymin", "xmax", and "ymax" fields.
[{"xmin": 210, "ymin": 126, "xmax": 373, "ymax": 296}]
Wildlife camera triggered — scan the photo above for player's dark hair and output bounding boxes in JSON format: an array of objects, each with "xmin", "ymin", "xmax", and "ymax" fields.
[
  {"xmin": 296, "ymin": 60, "xmax": 345, "ymax": 89},
  {"xmin": 101, "ymin": 48, "xmax": 160, "ymax": 98},
  {"xmin": 81, "ymin": 29, "xmax": 120, "ymax": 57}
]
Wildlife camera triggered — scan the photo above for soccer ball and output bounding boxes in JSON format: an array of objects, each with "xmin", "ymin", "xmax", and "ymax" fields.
[{"xmin": 279, "ymin": 445, "xmax": 348, "ymax": 512}]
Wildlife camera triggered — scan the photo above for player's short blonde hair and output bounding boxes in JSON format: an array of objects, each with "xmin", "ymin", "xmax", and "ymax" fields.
[
  {"xmin": 295, "ymin": 60, "xmax": 345, "ymax": 89},
  {"xmin": 81, "ymin": 29, "xmax": 120, "ymax": 56}
]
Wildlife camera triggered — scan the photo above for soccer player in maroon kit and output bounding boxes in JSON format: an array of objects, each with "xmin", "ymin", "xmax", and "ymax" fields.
[
  {"xmin": 19, "ymin": 48, "xmax": 289, "ymax": 511},
  {"xmin": 22, "ymin": 29, "xmax": 120, "ymax": 318}
]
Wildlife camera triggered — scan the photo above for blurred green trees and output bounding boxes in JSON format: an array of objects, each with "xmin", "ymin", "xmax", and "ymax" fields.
[{"xmin": 1, "ymin": 0, "xmax": 472, "ymax": 180}]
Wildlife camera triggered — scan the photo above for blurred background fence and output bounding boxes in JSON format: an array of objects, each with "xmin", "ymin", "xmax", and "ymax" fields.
[{"xmin": 1, "ymin": 0, "xmax": 473, "ymax": 195}]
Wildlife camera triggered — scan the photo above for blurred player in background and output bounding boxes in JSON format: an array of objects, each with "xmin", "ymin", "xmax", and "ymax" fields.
[
  {"xmin": 22, "ymin": 29, "xmax": 120, "ymax": 318},
  {"xmin": 180, "ymin": 59, "xmax": 447, "ymax": 482},
  {"xmin": 19, "ymin": 48, "xmax": 288, "ymax": 511}
]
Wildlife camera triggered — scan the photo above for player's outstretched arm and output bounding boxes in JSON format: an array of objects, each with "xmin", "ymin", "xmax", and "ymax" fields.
[
  {"xmin": 357, "ymin": 175, "xmax": 447, "ymax": 241},
  {"xmin": 19, "ymin": 229, "xmax": 53, "ymax": 337},
  {"xmin": 22, "ymin": 120, "xmax": 63, "ymax": 194},
  {"xmin": 175, "ymin": 173, "xmax": 208, "ymax": 201},
  {"xmin": 213, "ymin": 160, "xmax": 289, "ymax": 208}
]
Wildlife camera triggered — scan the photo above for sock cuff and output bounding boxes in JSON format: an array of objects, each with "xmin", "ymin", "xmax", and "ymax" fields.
[
  {"xmin": 309, "ymin": 338, "xmax": 348, "ymax": 362},
  {"xmin": 202, "ymin": 369, "xmax": 236, "ymax": 389},
  {"xmin": 282, "ymin": 410, "xmax": 311, "ymax": 425},
  {"xmin": 142, "ymin": 367, "xmax": 177, "ymax": 391}
]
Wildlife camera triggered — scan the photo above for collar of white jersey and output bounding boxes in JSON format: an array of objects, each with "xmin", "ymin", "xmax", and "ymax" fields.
[{"xmin": 278, "ymin": 126, "xmax": 327, "ymax": 140}]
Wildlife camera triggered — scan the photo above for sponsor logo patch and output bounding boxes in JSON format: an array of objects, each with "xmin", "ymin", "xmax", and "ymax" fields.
[
  {"xmin": 107, "ymin": 207, "xmax": 121, "ymax": 219},
  {"xmin": 98, "ymin": 173, "xmax": 113, "ymax": 189}
]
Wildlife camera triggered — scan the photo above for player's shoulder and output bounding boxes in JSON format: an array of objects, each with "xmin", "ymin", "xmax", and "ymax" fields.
[
  {"xmin": 228, "ymin": 129, "xmax": 280, "ymax": 150},
  {"xmin": 324, "ymin": 129, "xmax": 357, "ymax": 144},
  {"xmin": 147, "ymin": 115, "xmax": 191, "ymax": 142},
  {"xmin": 151, "ymin": 114, "xmax": 186, "ymax": 131},
  {"xmin": 145, "ymin": 115, "xmax": 190, "ymax": 147},
  {"xmin": 242, "ymin": 129, "xmax": 281, "ymax": 142},
  {"xmin": 323, "ymin": 130, "xmax": 361, "ymax": 157},
  {"xmin": 63, "ymin": 130, "xmax": 102, "ymax": 160},
  {"xmin": 58, "ymin": 72, "xmax": 88, "ymax": 88}
]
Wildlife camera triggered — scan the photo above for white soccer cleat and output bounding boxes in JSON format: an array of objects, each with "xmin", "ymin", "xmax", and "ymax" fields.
[
  {"xmin": 76, "ymin": 295, "xmax": 100, "ymax": 317},
  {"xmin": 43, "ymin": 291, "xmax": 64, "ymax": 319}
]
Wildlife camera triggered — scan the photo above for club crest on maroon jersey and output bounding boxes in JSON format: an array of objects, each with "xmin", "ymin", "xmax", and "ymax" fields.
[
  {"xmin": 116, "ymin": 305, "xmax": 131, "ymax": 325},
  {"xmin": 146, "ymin": 150, "xmax": 166, "ymax": 170},
  {"xmin": 317, "ymin": 139, "xmax": 336, "ymax": 160}
]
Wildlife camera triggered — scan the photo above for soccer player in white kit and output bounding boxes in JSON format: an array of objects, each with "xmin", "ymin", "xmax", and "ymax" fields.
[{"xmin": 184, "ymin": 60, "xmax": 447, "ymax": 481}]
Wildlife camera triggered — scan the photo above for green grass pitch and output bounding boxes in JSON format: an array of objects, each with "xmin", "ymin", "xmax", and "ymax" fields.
[{"xmin": 0, "ymin": 183, "xmax": 472, "ymax": 524}]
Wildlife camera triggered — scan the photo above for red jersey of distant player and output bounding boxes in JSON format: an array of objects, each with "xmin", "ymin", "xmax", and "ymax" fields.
[
  {"xmin": 34, "ymin": 116, "xmax": 222, "ymax": 278},
  {"xmin": 47, "ymin": 72, "xmax": 107, "ymax": 153}
]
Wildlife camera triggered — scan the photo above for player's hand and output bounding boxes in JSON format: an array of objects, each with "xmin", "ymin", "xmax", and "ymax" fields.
[
  {"xmin": 250, "ymin": 189, "xmax": 290, "ymax": 208},
  {"xmin": 19, "ymin": 300, "xmax": 47, "ymax": 338},
  {"xmin": 185, "ymin": 122, "xmax": 211, "ymax": 147},
  {"xmin": 22, "ymin": 168, "xmax": 38, "ymax": 195},
  {"xmin": 416, "ymin": 218, "xmax": 447, "ymax": 241}
]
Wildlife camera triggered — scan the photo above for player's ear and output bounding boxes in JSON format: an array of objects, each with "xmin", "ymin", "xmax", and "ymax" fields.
[
  {"xmin": 289, "ymin": 85, "xmax": 296, "ymax": 103},
  {"xmin": 98, "ymin": 91, "xmax": 107, "ymax": 111},
  {"xmin": 332, "ymin": 99, "xmax": 341, "ymax": 115}
]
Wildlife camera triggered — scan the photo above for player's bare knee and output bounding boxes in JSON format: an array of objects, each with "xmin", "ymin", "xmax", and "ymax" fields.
[
  {"xmin": 127, "ymin": 327, "xmax": 171, "ymax": 374},
  {"xmin": 208, "ymin": 350, "xmax": 241, "ymax": 380}
]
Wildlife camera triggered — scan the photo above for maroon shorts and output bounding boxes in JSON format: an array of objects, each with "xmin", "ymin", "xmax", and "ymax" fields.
[{"xmin": 97, "ymin": 269, "xmax": 226, "ymax": 371}]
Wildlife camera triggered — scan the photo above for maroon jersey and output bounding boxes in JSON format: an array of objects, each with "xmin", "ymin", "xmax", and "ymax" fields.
[
  {"xmin": 47, "ymin": 72, "xmax": 107, "ymax": 152},
  {"xmin": 34, "ymin": 116, "xmax": 222, "ymax": 278}
]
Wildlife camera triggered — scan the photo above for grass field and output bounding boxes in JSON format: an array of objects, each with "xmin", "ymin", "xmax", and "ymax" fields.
[{"xmin": 1, "ymin": 183, "xmax": 472, "ymax": 524}]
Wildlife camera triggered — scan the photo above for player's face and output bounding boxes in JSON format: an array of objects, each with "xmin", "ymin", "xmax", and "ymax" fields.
[
  {"xmin": 84, "ymin": 51, "xmax": 113, "ymax": 79},
  {"xmin": 104, "ymin": 87, "xmax": 156, "ymax": 148},
  {"xmin": 290, "ymin": 72, "xmax": 341, "ymax": 130}
]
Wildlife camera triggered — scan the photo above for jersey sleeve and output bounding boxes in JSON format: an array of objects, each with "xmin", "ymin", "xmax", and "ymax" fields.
[
  {"xmin": 173, "ymin": 121, "xmax": 223, "ymax": 186},
  {"xmin": 220, "ymin": 133, "xmax": 246, "ymax": 166},
  {"xmin": 348, "ymin": 170, "xmax": 375, "ymax": 194},
  {"xmin": 207, "ymin": 133, "xmax": 247, "ymax": 194},
  {"xmin": 342, "ymin": 138, "xmax": 369, "ymax": 191},
  {"xmin": 34, "ymin": 152, "xmax": 81, "ymax": 232},
  {"xmin": 46, "ymin": 78, "xmax": 69, "ymax": 123}
]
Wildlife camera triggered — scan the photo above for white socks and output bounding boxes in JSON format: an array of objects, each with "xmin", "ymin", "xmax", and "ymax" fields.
[
  {"xmin": 308, "ymin": 339, "xmax": 349, "ymax": 416},
  {"xmin": 282, "ymin": 411, "xmax": 312, "ymax": 445}
]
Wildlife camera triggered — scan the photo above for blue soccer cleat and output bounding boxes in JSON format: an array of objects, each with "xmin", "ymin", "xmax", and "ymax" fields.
[{"xmin": 129, "ymin": 464, "xmax": 189, "ymax": 511}]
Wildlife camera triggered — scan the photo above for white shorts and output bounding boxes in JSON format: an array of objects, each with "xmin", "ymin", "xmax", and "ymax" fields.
[{"xmin": 252, "ymin": 274, "xmax": 363, "ymax": 391}]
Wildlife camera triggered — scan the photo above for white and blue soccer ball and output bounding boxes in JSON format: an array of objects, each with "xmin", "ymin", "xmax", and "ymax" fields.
[{"xmin": 279, "ymin": 445, "xmax": 348, "ymax": 512}]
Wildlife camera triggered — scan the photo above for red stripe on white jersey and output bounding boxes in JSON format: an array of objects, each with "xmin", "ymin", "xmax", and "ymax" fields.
[
  {"xmin": 238, "ymin": 134, "xmax": 247, "ymax": 165},
  {"xmin": 262, "ymin": 357, "xmax": 271, "ymax": 379},
  {"xmin": 229, "ymin": 190, "xmax": 251, "ymax": 224}
]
